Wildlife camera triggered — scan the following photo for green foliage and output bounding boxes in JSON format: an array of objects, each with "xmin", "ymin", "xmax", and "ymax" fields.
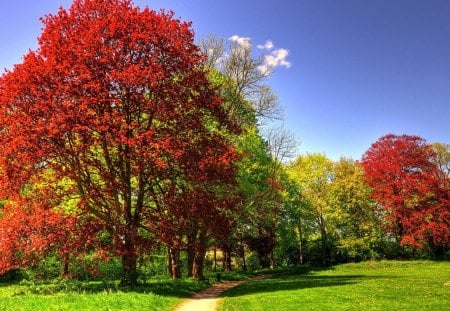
[
  {"xmin": 30, "ymin": 256, "xmax": 61, "ymax": 280},
  {"xmin": 0, "ymin": 269, "xmax": 30, "ymax": 283},
  {"xmin": 280, "ymin": 155, "xmax": 390, "ymax": 265}
]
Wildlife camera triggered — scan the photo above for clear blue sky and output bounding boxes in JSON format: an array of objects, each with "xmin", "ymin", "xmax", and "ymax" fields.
[{"xmin": 1, "ymin": 1, "xmax": 450, "ymax": 160}]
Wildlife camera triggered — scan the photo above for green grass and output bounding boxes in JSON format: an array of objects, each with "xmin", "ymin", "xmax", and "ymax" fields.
[
  {"xmin": 219, "ymin": 260, "xmax": 450, "ymax": 310},
  {"xmin": 0, "ymin": 277, "xmax": 207, "ymax": 311},
  {"xmin": 0, "ymin": 269, "xmax": 256, "ymax": 311}
]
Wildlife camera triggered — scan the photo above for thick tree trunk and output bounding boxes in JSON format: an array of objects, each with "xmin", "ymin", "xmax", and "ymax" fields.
[
  {"xmin": 169, "ymin": 247, "xmax": 181, "ymax": 280},
  {"xmin": 121, "ymin": 251, "xmax": 137, "ymax": 285},
  {"xmin": 120, "ymin": 230, "xmax": 138, "ymax": 286},
  {"xmin": 192, "ymin": 233, "xmax": 207, "ymax": 280}
]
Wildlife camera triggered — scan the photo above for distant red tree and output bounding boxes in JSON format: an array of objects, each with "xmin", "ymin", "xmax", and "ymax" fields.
[
  {"xmin": 361, "ymin": 134, "xmax": 450, "ymax": 251},
  {"xmin": 0, "ymin": 0, "xmax": 238, "ymax": 284}
]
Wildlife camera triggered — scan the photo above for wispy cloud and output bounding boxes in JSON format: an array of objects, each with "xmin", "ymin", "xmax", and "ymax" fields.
[
  {"xmin": 257, "ymin": 40, "xmax": 274, "ymax": 50},
  {"xmin": 228, "ymin": 35, "xmax": 291, "ymax": 74}
]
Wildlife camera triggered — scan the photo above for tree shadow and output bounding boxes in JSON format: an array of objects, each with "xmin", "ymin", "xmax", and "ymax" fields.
[
  {"xmin": 0, "ymin": 278, "xmax": 208, "ymax": 298},
  {"xmin": 221, "ymin": 267, "xmax": 387, "ymax": 297}
]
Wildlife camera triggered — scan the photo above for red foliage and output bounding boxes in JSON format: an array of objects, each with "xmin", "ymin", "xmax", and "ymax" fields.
[
  {"xmin": 0, "ymin": 200, "xmax": 101, "ymax": 275},
  {"xmin": 361, "ymin": 134, "xmax": 450, "ymax": 249},
  {"xmin": 0, "ymin": 0, "xmax": 239, "ymax": 281}
]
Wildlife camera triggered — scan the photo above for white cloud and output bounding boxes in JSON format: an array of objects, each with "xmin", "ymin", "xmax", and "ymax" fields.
[
  {"xmin": 257, "ymin": 40, "xmax": 274, "ymax": 50},
  {"xmin": 266, "ymin": 48, "xmax": 291, "ymax": 68},
  {"xmin": 258, "ymin": 48, "xmax": 291, "ymax": 75},
  {"xmin": 228, "ymin": 35, "xmax": 291, "ymax": 74},
  {"xmin": 229, "ymin": 35, "xmax": 252, "ymax": 49}
]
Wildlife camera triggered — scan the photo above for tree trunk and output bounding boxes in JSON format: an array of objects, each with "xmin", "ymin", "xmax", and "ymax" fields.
[
  {"xmin": 222, "ymin": 248, "xmax": 228, "ymax": 271},
  {"xmin": 213, "ymin": 246, "xmax": 217, "ymax": 272},
  {"xmin": 226, "ymin": 248, "xmax": 232, "ymax": 271},
  {"xmin": 269, "ymin": 250, "xmax": 275, "ymax": 269},
  {"xmin": 222, "ymin": 244, "xmax": 233, "ymax": 271},
  {"xmin": 319, "ymin": 214, "xmax": 328, "ymax": 265},
  {"xmin": 192, "ymin": 232, "xmax": 207, "ymax": 280},
  {"xmin": 121, "ymin": 251, "xmax": 137, "ymax": 285},
  {"xmin": 61, "ymin": 254, "xmax": 70, "ymax": 278},
  {"xmin": 120, "ymin": 230, "xmax": 138, "ymax": 286},
  {"xmin": 169, "ymin": 247, "xmax": 181, "ymax": 280},
  {"xmin": 297, "ymin": 222, "xmax": 304, "ymax": 265},
  {"xmin": 187, "ymin": 230, "xmax": 196, "ymax": 277},
  {"xmin": 240, "ymin": 245, "xmax": 247, "ymax": 271},
  {"xmin": 166, "ymin": 248, "xmax": 172, "ymax": 276}
]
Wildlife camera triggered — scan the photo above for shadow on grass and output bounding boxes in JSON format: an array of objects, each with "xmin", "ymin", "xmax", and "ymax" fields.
[
  {"xmin": 1, "ymin": 266, "xmax": 387, "ymax": 298},
  {"xmin": 89, "ymin": 279, "xmax": 208, "ymax": 297},
  {"xmin": 0, "ymin": 277, "xmax": 209, "ymax": 298},
  {"xmin": 221, "ymin": 266, "xmax": 386, "ymax": 298}
]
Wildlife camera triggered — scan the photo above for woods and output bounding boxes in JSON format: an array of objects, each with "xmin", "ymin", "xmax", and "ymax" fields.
[{"xmin": 0, "ymin": 0, "xmax": 449, "ymax": 288}]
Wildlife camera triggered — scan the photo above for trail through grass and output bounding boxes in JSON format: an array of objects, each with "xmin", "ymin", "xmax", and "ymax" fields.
[
  {"xmin": 0, "ymin": 269, "xmax": 257, "ymax": 310},
  {"xmin": 219, "ymin": 260, "xmax": 450, "ymax": 310}
]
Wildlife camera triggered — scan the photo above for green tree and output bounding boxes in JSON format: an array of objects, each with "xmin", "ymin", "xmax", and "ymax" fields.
[
  {"xmin": 289, "ymin": 153, "xmax": 334, "ymax": 265},
  {"xmin": 328, "ymin": 158, "xmax": 381, "ymax": 261},
  {"xmin": 432, "ymin": 142, "xmax": 450, "ymax": 179}
]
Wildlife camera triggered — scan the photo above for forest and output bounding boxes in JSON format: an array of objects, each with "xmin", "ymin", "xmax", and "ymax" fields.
[{"xmin": 0, "ymin": 0, "xmax": 449, "ymax": 289}]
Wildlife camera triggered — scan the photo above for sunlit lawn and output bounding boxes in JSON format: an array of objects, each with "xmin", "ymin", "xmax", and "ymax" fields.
[
  {"xmin": 0, "ymin": 269, "xmax": 258, "ymax": 311},
  {"xmin": 219, "ymin": 260, "xmax": 450, "ymax": 310},
  {"xmin": 0, "ymin": 277, "xmax": 205, "ymax": 311}
]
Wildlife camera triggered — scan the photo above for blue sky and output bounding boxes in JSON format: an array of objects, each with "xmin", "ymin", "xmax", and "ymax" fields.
[{"xmin": 1, "ymin": 1, "xmax": 450, "ymax": 160}]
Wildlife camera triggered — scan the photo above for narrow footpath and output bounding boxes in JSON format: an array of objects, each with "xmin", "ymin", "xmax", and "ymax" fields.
[{"xmin": 174, "ymin": 275, "xmax": 268, "ymax": 311}]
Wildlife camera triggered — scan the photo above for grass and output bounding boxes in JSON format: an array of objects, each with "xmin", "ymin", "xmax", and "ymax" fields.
[
  {"xmin": 219, "ymin": 260, "xmax": 450, "ymax": 310},
  {"xmin": 1, "ymin": 261, "xmax": 448, "ymax": 310},
  {"xmin": 0, "ymin": 269, "xmax": 256, "ymax": 311},
  {"xmin": 0, "ymin": 277, "xmax": 206, "ymax": 311}
]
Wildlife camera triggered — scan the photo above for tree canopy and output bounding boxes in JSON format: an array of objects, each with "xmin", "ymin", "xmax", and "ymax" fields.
[
  {"xmin": 361, "ymin": 134, "xmax": 450, "ymax": 251},
  {"xmin": 0, "ymin": 0, "xmax": 239, "ymax": 284}
]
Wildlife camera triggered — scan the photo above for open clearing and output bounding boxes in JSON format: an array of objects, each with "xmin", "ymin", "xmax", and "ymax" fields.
[
  {"xmin": 0, "ymin": 261, "xmax": 448, "ymax": 310},
  {"xmin": 219, "ymin": 261, "xmax": 450, "ymax": 311}
]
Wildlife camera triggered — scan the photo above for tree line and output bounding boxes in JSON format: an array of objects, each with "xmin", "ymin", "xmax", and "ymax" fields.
[{"xmin": 0, "ymin": 0, "xmax": 448, "ymax": 285}]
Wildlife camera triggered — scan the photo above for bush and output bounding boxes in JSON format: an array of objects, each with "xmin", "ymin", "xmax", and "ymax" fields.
[
  {"xmin": 0, "ymin": 268, "xmax": 30, "ymax": 283},
  {"xmin": 31, "ymin": 255, "xmax": 61, "ymax": 280},
  {"xmin": 245, "ymin": 252, "xmax": 260, "ymax": 270}
]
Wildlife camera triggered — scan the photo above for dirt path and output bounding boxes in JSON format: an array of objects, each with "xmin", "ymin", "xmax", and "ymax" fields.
[{"xmin": 173, "ymin": 275, "xmax": 268, "ymax": 311}]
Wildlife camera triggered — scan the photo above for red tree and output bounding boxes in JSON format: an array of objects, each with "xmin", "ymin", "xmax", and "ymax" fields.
[
  {"xmin": 361, "ymin": 134, "xmax": 450, "ymax": 252},
  {"xmin": 0, "ymin": 0, "xmax": 238, "ymax": 284}
]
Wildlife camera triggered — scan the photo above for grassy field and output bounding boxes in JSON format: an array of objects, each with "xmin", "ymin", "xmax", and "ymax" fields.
[
  {"xmin": 0, "ymin": 269, "xmax": 257, "ymax": 311},
  {"xmin": 0, "ymin": 277, "xmax": 206, "ymax": 311},
  {"xmin": 219, "ymin": 260, "xmax": 450, "ymax": 310},
  {"xmin": 1, "ymin": 261, "xmax": 448, "ymax": 310}
]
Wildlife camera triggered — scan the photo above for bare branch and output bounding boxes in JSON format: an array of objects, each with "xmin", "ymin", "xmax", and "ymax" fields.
[
  {"xmin": 253, "ymin": 85, "xmax": 283, "ymax": 122},
  {"xmin": 265, "ymin": 126, "xmax": 298, "ymax": 163},
  {"xmin": 199, "ymin": 34, "xmax": 284, "ymax": 124},
  {"xmin": 199, "ymin": 34, "xmax": 225, "ymax": 69}
]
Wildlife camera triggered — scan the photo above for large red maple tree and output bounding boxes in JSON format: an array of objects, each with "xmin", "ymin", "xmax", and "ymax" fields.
[
  {"xmin": 361, "ymin": 134, "xmax": 450, "ymax": 252},
  {"xmin": 0, "ymin": 0, "xmax": 238, "ymax": 284}
]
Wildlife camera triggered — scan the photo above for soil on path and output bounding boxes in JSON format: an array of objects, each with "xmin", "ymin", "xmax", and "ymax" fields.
[{"xmin": 173, "ymin": 275, "xmax": 268, "ymax": 311}]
